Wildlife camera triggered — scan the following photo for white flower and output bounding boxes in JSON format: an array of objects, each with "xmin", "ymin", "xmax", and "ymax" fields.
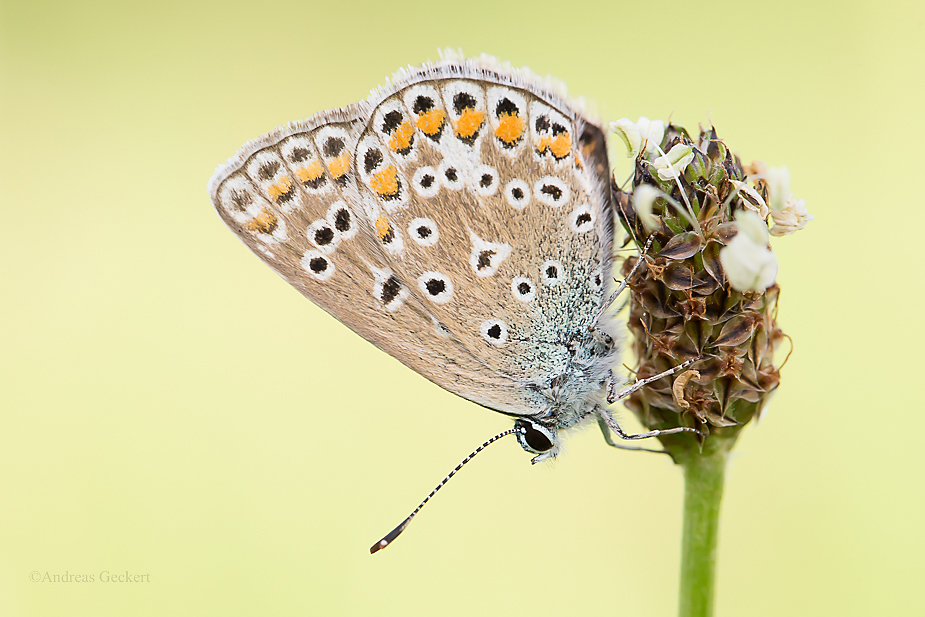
[
  {"xmin": 653, "ymin": 144, "xmax": 695, "ymax": 181},
  {"xmin": 769, "ymin": 194, "xmax": 813, "ymax": 236},
  {"xmin": 633, "ymin": 184, "xmax": 661, "ymax": 231},
  {"xmin": 609, "ymin": 116, "xmax": 665, "ymax": 158},
  {"xmin": 735, "ymin": 209, "xmax": 770, "ymax": 245},
  {"xmin": 730, "ymin": 180, "xmax": 769, "ymax": 219},
  {"xmin": 635, "ymin": 117, "xmax": 665, "ymax": 152},
  {"xmin": 611, "ymin": 118, "xmax": 643, "ymax": 158},
  {"xmin": 764, "ymin": 166, "xmax": 791, "ymax": 211},
  {"xmin": 719, "ymin": 210, "xmax": 778, "ymax": 291}
]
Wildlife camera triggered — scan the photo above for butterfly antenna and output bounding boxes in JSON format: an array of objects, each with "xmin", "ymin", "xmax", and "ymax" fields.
[{"xmin": 369, "ymin": 428, "xmax": 517, "ymax": 554}]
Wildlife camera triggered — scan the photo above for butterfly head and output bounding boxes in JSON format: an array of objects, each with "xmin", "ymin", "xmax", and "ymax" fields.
[{"xmin": 514, "ymin": 418, "xmax": 559, "ymax": 464}]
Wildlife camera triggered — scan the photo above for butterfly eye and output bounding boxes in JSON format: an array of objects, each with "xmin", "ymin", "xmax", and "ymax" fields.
[{"xmin": 514, "ymin": 419, "xmax": 556, "ymax": 454}]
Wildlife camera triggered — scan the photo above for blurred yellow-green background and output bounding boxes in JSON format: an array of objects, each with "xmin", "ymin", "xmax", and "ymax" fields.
[{"xmin": 2, "ymin": 0, "xmax": 923, "ymax": 615}]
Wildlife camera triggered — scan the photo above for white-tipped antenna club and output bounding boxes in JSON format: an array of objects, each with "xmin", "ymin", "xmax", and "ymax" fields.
[{"xmin": 369, "ymin": 428, "xmax": 516, "ymax": 554}]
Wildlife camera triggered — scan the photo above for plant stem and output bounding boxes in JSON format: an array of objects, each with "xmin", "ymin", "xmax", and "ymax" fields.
[{"xmin": 676, "ymin": 441, "xmax": 731, "ymax": 617}]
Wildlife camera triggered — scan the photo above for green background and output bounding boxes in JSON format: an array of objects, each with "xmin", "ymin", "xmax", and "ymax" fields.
[{"xmin": 2, "ymin": 0, "xmax": 923, "ymax": 615}]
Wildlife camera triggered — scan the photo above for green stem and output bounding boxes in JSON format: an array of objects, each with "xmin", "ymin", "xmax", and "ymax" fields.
[{"xmin": 676, "ymin": 442, "xmax": 730, "ymax": 617}]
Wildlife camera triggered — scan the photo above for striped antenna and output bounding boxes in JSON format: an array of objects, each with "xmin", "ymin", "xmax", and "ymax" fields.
[{"xmin": 369, "ymin": 428, "xmax": 516, "ymax": 554}]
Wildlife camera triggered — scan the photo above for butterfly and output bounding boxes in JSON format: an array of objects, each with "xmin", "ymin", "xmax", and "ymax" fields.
[{"xmin": 208, "ymin": 53, "xmax": 697, "ymax": 552}]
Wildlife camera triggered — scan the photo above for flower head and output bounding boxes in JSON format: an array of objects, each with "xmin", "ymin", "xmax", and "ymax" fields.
[{"xmin": 614, "ymin": 122, "xmax": 790, "ymax": 446}]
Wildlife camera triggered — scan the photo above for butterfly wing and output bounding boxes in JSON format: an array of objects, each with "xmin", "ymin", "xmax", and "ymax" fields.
[
  {"xmin": 209, "ymin": 58, "xmax": 615, "ymax": 418},
  {"xmin": 209, "ymin": 102, "xmax": 519, "ymax": 413}
]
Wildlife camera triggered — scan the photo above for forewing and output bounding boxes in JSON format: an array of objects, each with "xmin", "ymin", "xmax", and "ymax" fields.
[{"xmin": 351, "ymin": 63, "xmax": 616, "ymax": 411}]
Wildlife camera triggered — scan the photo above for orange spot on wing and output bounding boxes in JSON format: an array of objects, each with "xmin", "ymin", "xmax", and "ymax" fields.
[
  {"xmin": 388, "ymin": 121, "xmax": 415, "ymax": 152},
  {"xmin": 454, "ymin": 109, "xmax": 484, "ymax": 139},
  {"xmin": 494, "ymin": 112, "xmax": 525, "ymax": 145},
  {"xmin": 295, "ymin": 160, "xmax": 324, "ymax": 182},
  {"xmin": 375, "ymin": 215, "xmax": 392, "ymax": 241},
  {"xmin": 328, "ymin": 152, "xmax": 350, "ymax": 178},
  {"xmin": 549, "ymin": 133, "xmax": 571, "ymax": 159},
  {"xmin": 537, "ymin": 133, "xmax": 572, "ymax": 159},
  {"xmin": 267, "ymin": 175, "xmax": 293, "ymax": 200},
  {"xmin": 370, "ymin": 165, "xmax": 399, "ymax": 196},
  {"xmin": 245, "ymin": 208, "xmax": 278, "ymax": 235},
  {"xmin": 415, "ymin": 109, "xmax": 445, "ymax": 136}
]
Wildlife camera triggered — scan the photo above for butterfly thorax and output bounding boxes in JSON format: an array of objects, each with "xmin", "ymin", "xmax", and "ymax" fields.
[{"xmin": 526, "ymin": 326, "xmax": 617, "ymax": 431}]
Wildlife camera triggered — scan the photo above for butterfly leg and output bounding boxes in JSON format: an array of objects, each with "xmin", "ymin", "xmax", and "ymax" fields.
[
  {"xmin": 591, "ymin": 234, "xmax": 655, "ymax": 330},
  {"xmin": 598, "ymin": 406, "xmax": 701, "ymax": 441},
  {"xmin": 606, "ymin": 357, "xmax": 699, "ymax": 404},
  {"xmin": 595, "ymin": 415, "xmax": 672, "ymax": 455}
]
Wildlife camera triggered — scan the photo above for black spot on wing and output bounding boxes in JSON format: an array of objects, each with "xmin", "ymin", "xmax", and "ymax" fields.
[
  {"xmin": 334, "ymin": 208, "xmax": 351, "ymax": 232},
  {"xmin": 381, "ymin": 276, "xmax": 401, "ymax": 304},
  {"xmin": 453, "ymin": 92, "xmax": 477, "ymax": 114},
  {"xmin": 258, "ymin": 161, "xmax": 280, "ymax": 181},
  {"xmin": 323, "ymin": 137, "xmax": 345, "ymax": 157},
  {"xmin": 382, "ymin": 110, "xmax": 403, "ymax": 134}
]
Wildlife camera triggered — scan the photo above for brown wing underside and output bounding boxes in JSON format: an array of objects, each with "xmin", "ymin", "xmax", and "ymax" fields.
[{"xmin": 209, "ymin": 62, "xmax": 614, "ymax": 416}]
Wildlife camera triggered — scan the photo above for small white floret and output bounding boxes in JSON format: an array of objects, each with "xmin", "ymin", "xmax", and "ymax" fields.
[
  {"xmin": 769, "ymin": 195, "xmax": 813, "ymax": 236},
  {"xmin": 633, "ymin": 185, "xmax": 661, "ymax": 232},
  {"xmin": 653, "ymin": 144, "xmax": 694, "ymax": 181},
  {"xmin": 609, "ymin": 116, "xmax": 665, "ymax": 158},
  {"xmin": 764, "ymin": 166, "xmax": 791, "ymax": 212},
  {"xmin": 719, "ymin": 210, "xmax": 778, "ymax": 292}
]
